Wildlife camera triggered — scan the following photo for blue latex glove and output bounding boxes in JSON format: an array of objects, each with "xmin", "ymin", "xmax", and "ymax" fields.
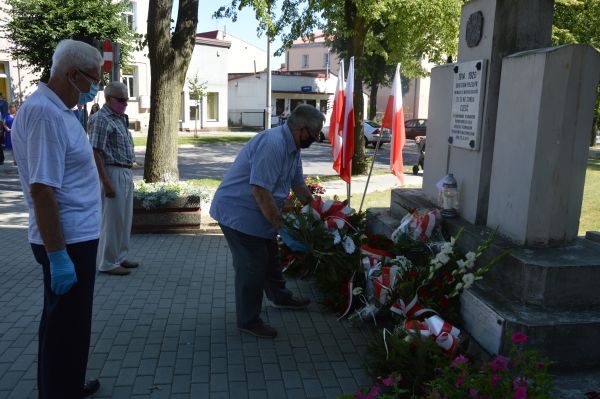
[
  {"xmin": 47, "ymin": 249, "xmax": 78, "ymax": 295},
  {"xmin": 278, "ymin": 227, "xmax": 308, "ymax": 253}
]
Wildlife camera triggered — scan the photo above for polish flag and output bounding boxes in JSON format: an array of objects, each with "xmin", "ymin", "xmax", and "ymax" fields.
[
  {"xmin": 382, "ymin": 64, "xmax": 406, "ymax": 183},
  {"xmin": 329, "ymin": 61, "xmax": 345, "ymax": 164},
  {"xmin": 335, "ymin": 57, "xmax": 355, "ymax": 184}
]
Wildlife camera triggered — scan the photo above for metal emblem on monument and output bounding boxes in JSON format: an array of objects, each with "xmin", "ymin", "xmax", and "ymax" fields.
[{"xmin": 466, "ymin": 11, "xmax": 484, "ymax": 48}]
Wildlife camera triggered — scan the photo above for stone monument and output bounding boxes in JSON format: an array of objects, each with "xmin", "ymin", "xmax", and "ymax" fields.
[{"xmin": 368, "ymin": 0, "xmax": 600, "ymax": 368}]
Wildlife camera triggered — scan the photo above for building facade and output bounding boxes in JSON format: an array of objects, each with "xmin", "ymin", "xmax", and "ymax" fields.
[{"xmin": 285, "ymin": 32, "xmax": 432, "ymax": 121}]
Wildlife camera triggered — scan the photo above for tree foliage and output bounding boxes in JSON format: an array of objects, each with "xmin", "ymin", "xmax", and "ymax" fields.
[
  {"xmin": 553, "ymin": 0, "xmax": 600, "ymax": 141},
  {"xmin": 216, "ymin": 0, "xmax": 461, "ymax": 173},
  {"xmin": 1, "ymin": 0, "xmax": 135, "ymax": 82},
  {"xmin": 143, "ymin": 0, "xmax": 199, "ymax": 182}
]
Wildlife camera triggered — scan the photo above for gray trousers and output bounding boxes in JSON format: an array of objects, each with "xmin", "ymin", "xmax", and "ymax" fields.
[
  {"xmin": 97, "ymin": 166, "xmax": 133, "ymax": 271},
  {"xmin": 220, "ymin": 224, "xmax": 293, "ymax": 327}
]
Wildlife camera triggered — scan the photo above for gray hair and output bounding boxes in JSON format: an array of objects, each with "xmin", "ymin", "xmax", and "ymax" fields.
[
  {"xmin": 287, "ymin": 104, "xmax": 326, "ymax": 133},
  {"xmin": 104, "ymin": 81, "xmax": 128, "ymax": 98},
  {"xmin": 50, "ymin": 39, "xmax": 103, "ymax": 77}
]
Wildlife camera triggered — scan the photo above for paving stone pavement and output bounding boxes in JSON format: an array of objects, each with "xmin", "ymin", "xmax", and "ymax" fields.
[{"xmin": 0, "ymin": 226, "xmax": 373, "ymax": 399}]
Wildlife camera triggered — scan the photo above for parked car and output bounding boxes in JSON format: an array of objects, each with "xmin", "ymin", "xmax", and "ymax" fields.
[
  {"xmin": 404, "ymin": 118, "xmax": 427, "ymax": 140},
  {"xmin": 363, "ymin": 120, "xmax": 391, "ymax": 148},
  {"xmin": 319, "ymin": 120, "xmax": 391, "ymax": 148}
]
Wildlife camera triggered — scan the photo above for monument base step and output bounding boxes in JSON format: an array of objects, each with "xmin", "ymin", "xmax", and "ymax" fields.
[
  {"xmin": 367, "ymin": 188, "xmax": 600, "ymax": 368},
  {"xmin": 461, "ymin": 287, "xmax": 600, "ymax": 368}
]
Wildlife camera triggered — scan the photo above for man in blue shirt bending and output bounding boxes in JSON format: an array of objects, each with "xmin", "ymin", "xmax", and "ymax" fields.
[{"xmin": 210, "ymin": 104, "xmax": 325, "ymax": 338}]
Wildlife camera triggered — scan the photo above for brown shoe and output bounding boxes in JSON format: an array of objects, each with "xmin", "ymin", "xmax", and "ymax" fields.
[
  {"xmin": 121, "ymin": 260, "xmax": 139, "ymax": 269},
  {"xmin": 271, "ymin": 296, "xmax": 310, "ymax": 310},
  {"xmin": 239, "ymin": 323, "xmax": 278, "ymax": 338},
  {"xmin": 101, "ymin": 266, "xmax": 131, "ymax": 276}
]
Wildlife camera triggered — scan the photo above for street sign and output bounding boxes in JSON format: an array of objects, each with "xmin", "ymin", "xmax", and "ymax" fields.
[
  {"xmin": 103, "ymin": 40, "xmax": 113, "ymax": 73},
  {"xmin": 301, "ymin": 86, "xmax": 312, "ymax": 93}
]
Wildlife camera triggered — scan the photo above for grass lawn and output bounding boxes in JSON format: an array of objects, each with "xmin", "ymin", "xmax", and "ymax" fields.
[
  {"xmin": 185, "ymin": 158, "xmax": 598, "ymax": 236},
  {"xmin": 133, "ymin": 135, "xmax": 252, "ymax": 147},
  {"xmin": 580, "ymin": 159, "xmax": 600, "ymax": 235}
]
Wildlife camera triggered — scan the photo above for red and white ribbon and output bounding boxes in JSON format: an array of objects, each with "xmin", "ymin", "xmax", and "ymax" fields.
[
  {"xmin": 425, "ymin": 315, "xmax": 461, "ymax": 338},
  {"xmin": 360, "ymin": 245, "xmax": 394, "ymax": 261},
  {"xmin": 337, "ymin": 271, "xmax": 356, "ymax": 320},
  {"xmin": 403, "ymin": 320, "xmax": 431, "ymax": 336},
  {"xmin": 306, "ymin": 197, "xmax": 354, "ymax": 230},
  {"xmin": 372, "ymin": 266, "xmax": 399, "ymax": 305},
  {"xmin": 390, "ymin": 293, "xmax": 437, "ymax": 319},
  {"xmin": 435, "ymin": 332, "xmax": 459, "ymax": 355}
]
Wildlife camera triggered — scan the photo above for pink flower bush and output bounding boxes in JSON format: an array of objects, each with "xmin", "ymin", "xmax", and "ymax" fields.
[
  {"xmin": 425, "ymin": 332, "xmax": 553, "ymax": 399},
  {"xmin": 514, "ymin": 386, "xmax": 527, "ymax": 399},
  {"xmin": 489, "ymin": 355, "xmax": 509, "ymax": 371},
  {"xmin": 512, "ymin": 332, "xmax": 528, "ymax": 344}
]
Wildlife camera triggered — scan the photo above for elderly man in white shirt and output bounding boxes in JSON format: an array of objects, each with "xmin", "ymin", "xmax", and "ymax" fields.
[{"xmin": 12, "ymin": 39, "xmax": 103, "ymax": 399}]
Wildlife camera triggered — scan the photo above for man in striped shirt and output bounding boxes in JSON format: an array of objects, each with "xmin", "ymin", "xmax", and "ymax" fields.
[{"xmin": 88, "ymin": 82, "xmax": 138, "ymax": 276}]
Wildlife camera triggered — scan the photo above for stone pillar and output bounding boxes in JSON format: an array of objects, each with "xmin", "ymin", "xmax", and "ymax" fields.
[
  {"xmin": 487, "ymin": 45, "xmax": 600, "ymax": 246},
  {"xmin": 444, "ymin": 0, "xmax": 553, "ymax": 224},
  {"xmin": 422, "ymin": 64, "xmax": 454, "ymax": 202}
]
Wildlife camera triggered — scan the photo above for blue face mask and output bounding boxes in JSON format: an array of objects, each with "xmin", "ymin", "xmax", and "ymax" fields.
[
  {"xmin": 78, "ymin": 83, "xmax": 99, "ymax": 104},
  {"xmin": 71, "ymin": 70, "xmax": 100, "ymax": 104}
]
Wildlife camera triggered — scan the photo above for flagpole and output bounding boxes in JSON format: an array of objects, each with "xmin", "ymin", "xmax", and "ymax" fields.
[{"xmin": 359, "ymin": 135, "xmax": 383, "ymax": 214}]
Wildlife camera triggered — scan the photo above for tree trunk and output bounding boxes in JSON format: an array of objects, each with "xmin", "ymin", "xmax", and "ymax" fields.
[
  {"xmin": 345, "ymin": 0, "xmax": 368, "ymax": 175},
  {"xmin": 369, "ymin": 84, "xmax": 379, "ymax": 121},
  {"xmin": 144, "ymin": 0, "xmax": 198, "ymax": 183}
]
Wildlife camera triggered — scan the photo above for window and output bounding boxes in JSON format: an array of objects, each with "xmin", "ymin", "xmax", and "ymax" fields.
[
  {"xmin": 319, "ymin": 99, "xmax": 328, "ymax": 113},
  {"xmin": 306, "ymin": 99, "xmax": 316, "ymax": 107},
  {"xmin": 207, "ymin": 92, "xmax": 218, "ymax": 121},
  {"xmin": 123, "ymin": 1, "xmax": 137, "ymax": 31},
  {"xmin": 121, "ymin": 66, "xmax": 135, "ymax": 98},
  {"xmin": 302, "ymin": 54, "xmax": 309, "ymax": 68},
  {"xmin": 190, "ymin": 105, "xmax": 200, "ymax": 121},
  {"xmin": 290, "ymin": 99, "xmax": 303, "ymax": 111},
  {"xmin": 323, "ymin": 52, "xmax": 329, "ymax": 67},
  {"xmin": 275, "ymin": 99, "xmax": 285, "ymax": 116},
  {"xmin": 0, "ymin": 62, "xmax": 8, "ymax": 101}
]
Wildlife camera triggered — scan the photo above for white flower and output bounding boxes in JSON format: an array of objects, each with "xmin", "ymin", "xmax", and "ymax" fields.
[
  {"xmin": 455, "ymin": 282, "xmax": 463, "ymax": 291},
  {"xmin": 391, "ymin": 226, "xmax": 402, "ymax": 243},
  {"xmin": 462, "ymin": 273, "xmax": 475, "ymax": 289},
  {"xmin": 456, "ymin": 259, "xmax": 468, "ymax": 271},
  {"xmin": 441, "ymin": 242, "xmax": 453, "ymax": 255},
  {"xmin": 332, "ymin": 230, "xmax": 341, "ymax": 245},
  {"xmin": 352, "ymin": 287, "xmax": 364, "ymax": 296},
  {"xmin": 450, "ymin": 236, "xmax": 456, "ymax": 245},
  {"xmin": 342, "ymin": 236, "xmax": 356, "ymax": 254},
  {"xmin": 435, "ymin": 252, "xmax": 450, "ymax": 265},
  {"xmin": 465, "ymin": 251, "xmax": 477, "ymax": 263}
]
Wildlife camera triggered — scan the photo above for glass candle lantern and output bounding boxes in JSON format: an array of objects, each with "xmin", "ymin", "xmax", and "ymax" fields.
[{"xmin": 438, "ymin": 173, "xmax": 459, "ymax": 218}]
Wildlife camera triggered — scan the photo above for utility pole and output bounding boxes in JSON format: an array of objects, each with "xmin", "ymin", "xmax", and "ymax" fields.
[{"xmin": 265, "ymin": 35, "xmax": 272, "ymax": 129}]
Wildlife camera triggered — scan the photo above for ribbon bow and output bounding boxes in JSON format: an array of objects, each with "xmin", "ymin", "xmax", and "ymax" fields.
[
  {"xmin": 403, "ymin": 315, "xmax": 461, "ymax": 356},
  {"xmin": 304, "ymin": 197, "xmax": 354, "ymax": 229}
]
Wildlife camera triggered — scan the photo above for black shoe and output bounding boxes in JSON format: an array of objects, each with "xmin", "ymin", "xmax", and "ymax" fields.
[
  {"xmin": 271, "ymin": 296, "xmax": 310, "ymax": 310},
  {"xmin": 81, "ymin": 379, "xmax": 100, "ymax": 398},
  {"xmin": 239, "ymin": 323, "xmax": 278, "ymax": 338}
]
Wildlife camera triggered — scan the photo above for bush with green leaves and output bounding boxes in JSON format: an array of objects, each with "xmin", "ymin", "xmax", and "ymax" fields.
[{"xmin": 133, "ymin": 181, "xmax": 210, "ymax": 209}]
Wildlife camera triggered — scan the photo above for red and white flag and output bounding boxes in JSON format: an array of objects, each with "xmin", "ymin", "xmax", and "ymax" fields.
[
  {"xmin": 334, "ymin": 57, "xmax": 355, "ymax": 184},
  {"xmin": 382, "ymin": 64, "xmax": 406, "ymax": 183},
  {"xmin": 329, "ymin": 61, "xmax": 345, "ymax": 164}
]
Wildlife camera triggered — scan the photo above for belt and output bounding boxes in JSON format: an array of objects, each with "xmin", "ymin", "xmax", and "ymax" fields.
[{"xmin": 107, "ymin": 163, "xmax": 133, "ymax": 169}]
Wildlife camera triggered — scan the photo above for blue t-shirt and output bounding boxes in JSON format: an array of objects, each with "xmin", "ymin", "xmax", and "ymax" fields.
[{"xmin": 210, "ymin": 124, "xmax": 304, "ymax": 239}]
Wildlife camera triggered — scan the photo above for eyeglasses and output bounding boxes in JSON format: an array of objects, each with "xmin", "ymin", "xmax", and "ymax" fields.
[
  {"xmin": 77, "ymin": 69, "xmax": 101, "ymax": 86},
  {"xmin": 304, "ymin": 127, "xmax": 320, "ymax": 140},
  {"xmin": 108, "ymin": 96, "xmax": 128, "ymax": 104}
]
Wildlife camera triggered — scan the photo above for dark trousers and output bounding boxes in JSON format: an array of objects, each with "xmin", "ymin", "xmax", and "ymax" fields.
[
  {"xmin": 31, "ymin": 240, "xmax": 98, "ymax": 399},
  {"xmin": 220, "ymin": 224, "xmax": 293, "ymax": 327}
]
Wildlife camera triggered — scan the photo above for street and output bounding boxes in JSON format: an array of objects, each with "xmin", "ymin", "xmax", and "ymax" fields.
[{"xmin": 132, "ymin": 140, "xmax": 423, "ymax": 180}]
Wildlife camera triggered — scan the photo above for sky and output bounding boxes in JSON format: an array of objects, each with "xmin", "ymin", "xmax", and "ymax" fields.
[{"xmin": 175, "ymin": 0, "xmax": 286, "ymax": 67}]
